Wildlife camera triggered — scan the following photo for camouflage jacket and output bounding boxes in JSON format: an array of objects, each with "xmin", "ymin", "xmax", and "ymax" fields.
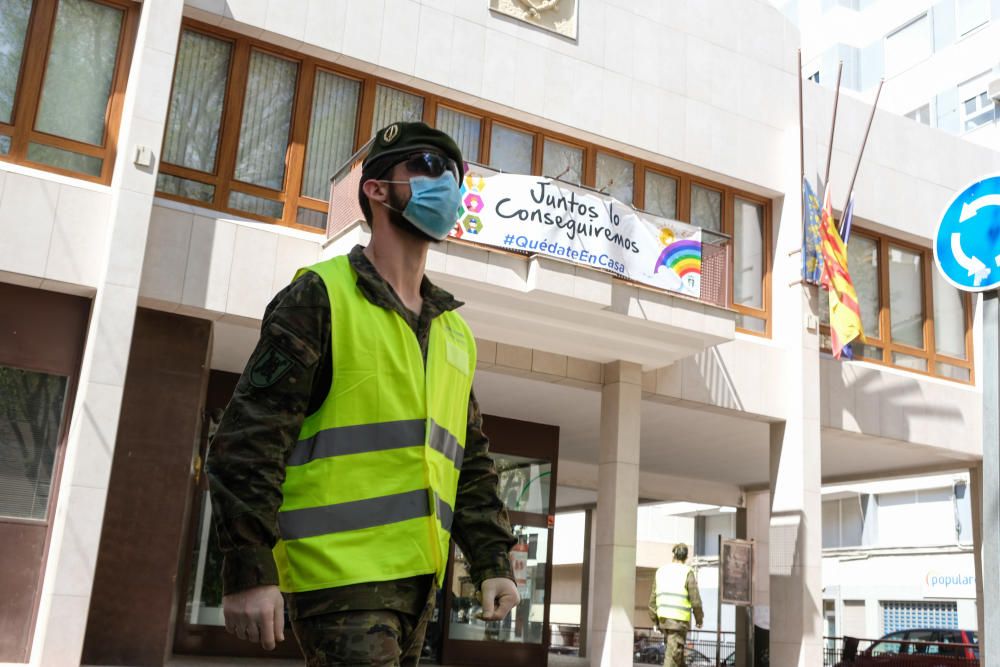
[
  {"xmin": 648, "ymin": 567, "xmax": 704, "ymax": 632},
  {"xmin": 207, "ymin": 245, "xmax": 515, "ymax": 619}
]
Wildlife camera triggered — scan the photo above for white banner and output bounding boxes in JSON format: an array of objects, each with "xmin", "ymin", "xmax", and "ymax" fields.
[{"xmin": 451, "ymin": 172, "xmax": 703, "ymax": 298}]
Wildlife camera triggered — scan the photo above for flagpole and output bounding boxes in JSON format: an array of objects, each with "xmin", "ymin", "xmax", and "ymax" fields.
[
  {"xmin": 824, "ymin": 61, "xmax": 843, "ymax": 188},
  {"xmin": 841, "ymin": 79, "xmax": 884, "ymax": 218},
  {"xmin": 798, "ymin": 49, "xmax": 805, "ymax": 185},
  {"xmin": 799, "ymin": 49, "xmax": 808, "ymax": 271}
]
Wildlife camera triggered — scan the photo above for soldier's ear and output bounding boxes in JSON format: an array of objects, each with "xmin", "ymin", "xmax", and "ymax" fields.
[{"xmin": 362, "ymin": 178, "xmax": 390, "ymax": 205}]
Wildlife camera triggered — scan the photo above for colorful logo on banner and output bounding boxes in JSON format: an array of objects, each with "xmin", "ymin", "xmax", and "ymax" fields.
[
  {"xmin": 654, "ymin": 228, "xmax": 701, "ymax": 294},
  {"xmin": 451, "ymin": 172, "xmax": 702, "ymax": 298}
]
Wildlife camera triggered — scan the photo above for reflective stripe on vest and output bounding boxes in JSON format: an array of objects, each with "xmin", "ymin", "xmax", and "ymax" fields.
[
  {"xmin": 272, "ymin": 255, "xmax": 475, "ymax": 593},
  {"xmin": 286, "ymin": 419, "xmax": 464, "ymax": 471},
  {"xmin": 655, "ymin": 563, "xmax": 693, "ymax": 623}
]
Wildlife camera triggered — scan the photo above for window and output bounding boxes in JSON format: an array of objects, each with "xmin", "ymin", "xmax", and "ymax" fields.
[
  {"xmin": 882, "ymin": 601, "xmax": 958, "ymax": 636},
  {"xmin": 820, "ymin": 229, "xmax": 972, "ymax": 382},
  {"xmin": 691, "ymin": 183, "xmax": 722, "ymax": 232},
  {"xmin": 231, "ymin": 49, "xmax": 298, "ymax": 201},
  {"xmin": 822, "ymin": 497, "xmax": 863, "ymax": 548},
  {"xmin": 644, "ymin": 170, "xmax": 678, "ymax": 220},
  {"xmin": 959, "ymin": 72, "xmax": 996, "ymax": 133},
  {"xmin": 0, "ymin": 0, "xmax": 137, "ymax": 181},
  {"xmin": 542, "ymin": 139, "xmax": 582, "ymax": 185},
  {"xmin": 489, "ymin": 123, "xmax": 533, "ymax": 174},
  {"xmin": 642, "ymin": 170, "xmax": 773, "ymax": 335},
  {"xmin": 956, "ymin": 0, "xmax": 990, "ymax": 36},
  {"xmin": 158, "ymin": 26, "xmax": 365, "ymax": 230},
  {"xmin": 734, "ymin": 198, "xmax": 766, "ymax": 330},
  {"xmin": 0, "ymin": 366, "xmax": 69, "ymax": 520},
  {"xmin": 595, "ymin": 151, "xmax": 634, "ymax": 205},
  {"xmin": 157, "ymin": 21, "xmax": 772, "ymax": 332},
  {"xmin": 372, "ymin": 84, "xmax": 424, "ymax": 133},
  {"xmin": 884, "ymin": 14, "xmax": 931, "ymax": 77},
  {"xmin": 905, "ymin": 104, "xmax": 931, "ymax": 125},
  {"xmin": 161, "ymin": 31, "xmax": 231, "ymax": 176},
  {"xmin": 298, "ymin": 68, "xmax": 362, "ymax": 226},
  {"xmin": 436, "ymin": 106, "xmax": 481, "ymax": 164},
  {"xmin": 933, "ymin": 270, "xmax": 970, "ymax": 380},
  {"xmin": 888, "ymin": 245, "xmax": 924, "ymax": 354}
]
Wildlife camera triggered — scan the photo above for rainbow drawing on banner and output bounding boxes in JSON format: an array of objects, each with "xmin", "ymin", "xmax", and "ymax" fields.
[{"xmin": 654, "ymin": 239, "xmax": 701, "ymax": 281}]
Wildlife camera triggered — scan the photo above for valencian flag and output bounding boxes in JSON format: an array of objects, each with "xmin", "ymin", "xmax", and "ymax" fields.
[
  {"xmin": 802, "ymin": 178, "xmax": 823, "ymax": 284},
  {"xmin": 819, "ymin": 185, "xmax": 864, "ymax": 358}
]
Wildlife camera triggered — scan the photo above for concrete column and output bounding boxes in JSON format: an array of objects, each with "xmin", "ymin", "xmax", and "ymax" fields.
[
  {"xmin": 29, "ymin": 2, "xmax": 184, "ymax": 664},
  {"xmin": 744, "ymin": 490, "xmax": 771, "ymax": 666},
  {"xmin": 765, "ymin": 122, "xmax": 824, "ymax": 665},
  {"xmin": 735, "ymin": 507, "xmax": 750, "ymax": 667},
  {"xmin": 590, "ymin": 361, "xmax": 642, "ymax": 667},
  {"xmin": 580, "ymin": 507, "xmax": 594, "ymax": 658},
  {"xmin": 769, "ymin": 416, "xmax": 824, "ymax": 667},
  {"xmin": 770, "ymin": 424, "xmax": 823, "ymax": 667}
]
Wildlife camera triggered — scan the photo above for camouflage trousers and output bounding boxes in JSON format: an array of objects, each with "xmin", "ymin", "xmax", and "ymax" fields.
[
  {"xmin": 291, "ymin": 591, "xmax": 436, "ymax": 666},
  {"xmin": 663, "ymin": 629, "xmax": 687, "ymax": 667}
]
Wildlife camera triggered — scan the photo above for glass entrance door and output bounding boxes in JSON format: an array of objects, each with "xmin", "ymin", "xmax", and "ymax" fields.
[
  {"xmin": 438, "ymin": 416, "xmax": 559, "ymax": 666},
  {"xmin": 173, "ymin": 370, "xmax": 300, "ymax": 658}
]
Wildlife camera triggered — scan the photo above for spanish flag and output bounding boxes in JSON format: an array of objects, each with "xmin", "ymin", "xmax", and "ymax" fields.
[{"xmin": 819, "ymin": 185, "xmax": 864, "ymax": 358}]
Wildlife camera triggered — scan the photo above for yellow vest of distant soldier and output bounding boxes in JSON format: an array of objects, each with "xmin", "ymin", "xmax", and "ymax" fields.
[
  {"xmin": 655, "ymin": 563, "xmax": 694, "ymax": 624},
  {"xmin": 272, "ymin": 255, "xmax": 476, "ymax": 593}
]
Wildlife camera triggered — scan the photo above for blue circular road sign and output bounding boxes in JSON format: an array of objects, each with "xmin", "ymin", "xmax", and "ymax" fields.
[{"xmin": 934, "ymin": 175, "xmax": 1000, "ymax": 292}]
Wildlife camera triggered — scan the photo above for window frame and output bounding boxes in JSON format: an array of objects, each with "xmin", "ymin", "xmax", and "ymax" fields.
[
  {"xmin": 955, "ymin": 0, "xmax": 991, "ymax": 37},
  {"xmin": 159, "ymin": 19, "xmax": 773, "ymax": 334},
  {"xmin": 820, "ymin": 228, "xmax": 974, "ymax": 383},
  {"xmin": 0, "ymin": 0, "xmax": 139, "ymax": 183},
  {"xmin": 435, "ymin": 104, "xmax": 485, "ymax": 165},
  {"xmin": 958, "ymin": 71, "xmax": 996, "ymax": 134},
  {"xmin": 904, "ymin": 103, "xmax": 931, "ymax": 126},
  {"xmin": 883, "ymin": 13, "xmax": 931, "ymax": 78}
]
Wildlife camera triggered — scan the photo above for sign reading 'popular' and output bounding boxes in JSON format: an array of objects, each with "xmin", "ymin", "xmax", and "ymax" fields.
[{"xmin": 451, "ymin": 172, "xmax": 703, "ymax": 298}]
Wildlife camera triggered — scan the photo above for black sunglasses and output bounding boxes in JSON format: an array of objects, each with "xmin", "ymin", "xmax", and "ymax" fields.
[{"xmin": 396, "ymin": 151, "xmax": 461, "ymax": 182}]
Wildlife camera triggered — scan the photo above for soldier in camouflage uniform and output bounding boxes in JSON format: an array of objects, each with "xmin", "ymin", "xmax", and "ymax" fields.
[
  {"xmin": 207, "ymin": 122, "xmax": 518, "ymax": 666},
  {"xmin": 649, "ymin": 544, "xmax": 703, "ymax": 667}
]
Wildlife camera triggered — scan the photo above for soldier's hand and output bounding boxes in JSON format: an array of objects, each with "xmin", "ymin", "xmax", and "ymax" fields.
[
  {"xmin": 223, "ymin": 585, "xmax": 285, "ymax": 650},
  {"xmin": 479, "ymin": 577, "xmax": 520, "ymax": 621}
]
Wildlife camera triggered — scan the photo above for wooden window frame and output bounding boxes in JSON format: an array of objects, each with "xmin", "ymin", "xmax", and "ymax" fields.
[
  {"xmin": 635, "ymin": 166, "xmax": 771, "ymax": 337},
  {"xmin": 159, "ymin": 19, "xmax": 773, "ymax": 331},
  {"xmin": 819, "ymin": 228, "xmax": 974, "ymax": 384},
  {"xmin": 0, "ymin": 0, "xmax": 139, "ymax": 184},
  {"xmin": 727, "ymin": 191, "xmax": 773, "ymax": 337},
  {"xmin": 539, "ymin": 136, "xmax": 586, "ymax": 184}
]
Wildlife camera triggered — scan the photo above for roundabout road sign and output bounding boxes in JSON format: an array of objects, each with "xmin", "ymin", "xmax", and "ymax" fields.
[{"xmin": 934, "ymin": 174, "xmax": 1000, "ymax": 292}]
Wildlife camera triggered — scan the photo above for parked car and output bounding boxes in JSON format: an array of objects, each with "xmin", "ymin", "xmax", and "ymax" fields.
[{"xmin": 836, "ymin": 628, "xmax": 978, "ymax": 666}]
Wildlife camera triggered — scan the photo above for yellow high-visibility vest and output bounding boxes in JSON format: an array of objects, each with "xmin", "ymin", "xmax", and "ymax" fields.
[
  {"xmin": 272, "ymin": 255, "xmax": 476, "ymax": 593},
  {"xmin": 654, "ymin": 562, "xmax": 693, "ymax": 623}
]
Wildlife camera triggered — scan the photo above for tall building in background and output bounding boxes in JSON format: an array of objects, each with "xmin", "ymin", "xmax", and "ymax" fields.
[{"xmin": 773, "ymin": 0, "xmax": 1000, "ymax": 148}]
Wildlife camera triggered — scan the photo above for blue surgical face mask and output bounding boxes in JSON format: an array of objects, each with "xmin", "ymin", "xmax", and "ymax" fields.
[{"xmin": 381, "ymin": 173, "xmax": 462, "ymax": 241}]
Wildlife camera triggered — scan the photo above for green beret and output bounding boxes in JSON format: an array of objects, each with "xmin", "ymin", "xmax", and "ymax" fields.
[{"xmin": 362, "ymin": 121, "xmax": 464, "ymax": 178}]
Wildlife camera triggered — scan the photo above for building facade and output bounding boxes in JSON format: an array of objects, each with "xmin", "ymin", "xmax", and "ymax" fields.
[
  {"xmin": 774, "ymin": 0, "xmax": 1000, "ymax": 148},
  {"xmin": 1, "ymin": 1, "xmax": 999, "ymax": 666}
]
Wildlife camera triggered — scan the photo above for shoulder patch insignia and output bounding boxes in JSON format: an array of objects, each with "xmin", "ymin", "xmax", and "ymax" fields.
[{"xmin": 249, "ymin": 346, "xmax": 295, "ymax": 388}]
